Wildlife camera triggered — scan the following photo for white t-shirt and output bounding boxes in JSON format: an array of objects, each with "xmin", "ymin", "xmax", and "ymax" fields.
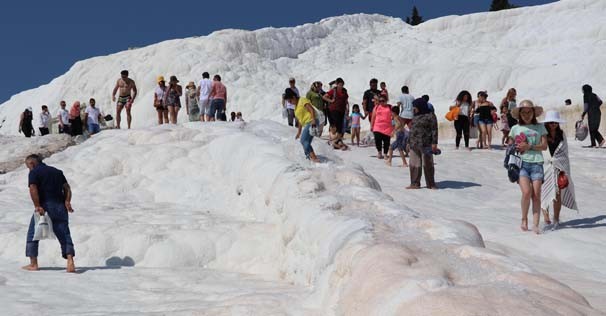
[
  {"xmin": 39, "ymin": 112, "xmax": 51, "ymax": 128},
  {"xmin": 86, "ymin": 106, "xmax": 101, "ymax": 125},
  {"xmin": 154, "ymin": 86, "xmax": 166, "ymax": 101},
  {"xmin": 57, "ymin": 108, "xmax": 70, "ymax": 126},
  {"xmin": 198, "ymin": 78, "xmax": 212, "ymax": 101},
  {"xmin": 398, "ymin": 93, "xmax": 415, "ymax": 119}
]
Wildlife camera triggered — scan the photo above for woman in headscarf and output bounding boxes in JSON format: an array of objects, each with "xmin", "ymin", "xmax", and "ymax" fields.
[
  {"xmin": 581, "ymin": 84, "xmax": 604, "ymax": 147},
  {"xmin": 69, "ymin": 101, "xmax": 83, "ymax": 136}
]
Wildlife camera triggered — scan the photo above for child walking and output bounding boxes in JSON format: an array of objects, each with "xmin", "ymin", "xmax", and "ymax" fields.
[
  {"xmin": 350, "ymin": 104, "xmax": 362, "ymax": 145},
  {"xmin": 386, "ymin": 106, "xmax": 409, "ymax": 167},
  {"xmin": 500, "ymin": 104, "xmax": 511, "ymax": 147}
]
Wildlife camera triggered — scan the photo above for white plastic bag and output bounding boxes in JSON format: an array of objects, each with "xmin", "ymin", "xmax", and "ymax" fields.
[
  {"xmin": 282, "ymin": 107, "xmax": 288, "ymax": 119},
  {"xmin": 33, "ymin": 213, "xmax": 56, "ymax": 241}
]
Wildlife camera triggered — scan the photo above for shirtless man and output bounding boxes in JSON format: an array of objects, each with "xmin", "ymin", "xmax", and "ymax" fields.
[{"xmin": 112, "ymin": 70, "xmax": 138, "ymax": 129}]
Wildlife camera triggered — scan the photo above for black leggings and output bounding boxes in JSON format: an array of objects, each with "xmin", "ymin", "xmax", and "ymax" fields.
[
  {"xmin": 328, "ymin": 111, "xmax": 345, "ymax": 134},
  {"xmin": 454, "ymin": 115, "xmax": 470, "ymax": 148},
  {"xmin": 374, "ymin": 132, "xmax": 391, "ymax": 155}
]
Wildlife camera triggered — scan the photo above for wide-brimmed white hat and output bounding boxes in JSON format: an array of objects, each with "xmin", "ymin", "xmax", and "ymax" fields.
[
  {"xmin": 539, "ymin": 110, "xmax": 566, "ymax": 124},
  {"xmin": 511, "ymin": 99, "xmax": 544, "ymax": 120}
]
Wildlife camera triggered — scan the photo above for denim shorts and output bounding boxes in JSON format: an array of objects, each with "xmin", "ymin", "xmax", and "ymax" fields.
[
  {"xmin": 478, "ymin": 118, "xmax": 493, "ymax": 126},
  {"xmin": 473, "ymin": 114, "xmax": 480, "ymax": 126},
  {"xmin": 519, "ymin": 161, "xmax": 544, "ymax": 182}
]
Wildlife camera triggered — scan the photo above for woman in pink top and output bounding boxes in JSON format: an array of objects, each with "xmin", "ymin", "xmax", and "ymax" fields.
[
  {"xmin": 209, "ymin": 74, "xmax": 227, "ymax": 121},
  {"xmin": 370, "ymin": 95, "xmax": 394, "ymax": 159}
]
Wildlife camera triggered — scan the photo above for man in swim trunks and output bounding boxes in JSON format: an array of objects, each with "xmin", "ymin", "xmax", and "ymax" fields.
[{"xmin": 112, "ymin": 70, "xmax": 138, "ymax": 129}]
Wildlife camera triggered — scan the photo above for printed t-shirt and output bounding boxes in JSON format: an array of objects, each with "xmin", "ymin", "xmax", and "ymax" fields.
[{"xmin": 509, "ymin": 123, "xmax": 548, "ymax": 163}]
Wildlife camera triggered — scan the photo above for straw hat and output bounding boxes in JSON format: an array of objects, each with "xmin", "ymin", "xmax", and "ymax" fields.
[
  {"xmin": 186, "ymin": 81, "xmax": 195, "ymax": 89},
  {"xmin": 539, "ymin": 110, "xmax": 566, "ymax": 124},
  {"xmin": 511, "ymin": 100, "xmax": 543, "ymax": 120},
  {"xmin": 157, "ymin": 76, "xmax": 165, "ymax": 83}
]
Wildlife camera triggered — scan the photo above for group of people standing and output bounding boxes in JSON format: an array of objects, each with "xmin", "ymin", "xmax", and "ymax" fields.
[
  {"xmin": 153, "ymin": 72, "xmax": 234, "ymax": 125},
  {"xmin": 19, "ymin": 99, "xmax": 104, "ymax": 137},
  {"xmin": 285, "ymin": 77, "xmax": 440, "ymax": 189}
]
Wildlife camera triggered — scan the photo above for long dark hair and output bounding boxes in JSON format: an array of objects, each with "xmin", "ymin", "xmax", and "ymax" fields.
[
  {"xmin": 456, "ymin": 90, "xmax": 472, "ymax": 104},
  {"xmin": 545, "ymin": 123, "xmax": 564, "ymax": 145}
]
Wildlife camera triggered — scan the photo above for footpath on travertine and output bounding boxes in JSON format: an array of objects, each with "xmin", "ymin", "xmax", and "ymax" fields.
[{"xmin": 334, "ymin": 138, "xmax": 606, "ymax": 312}]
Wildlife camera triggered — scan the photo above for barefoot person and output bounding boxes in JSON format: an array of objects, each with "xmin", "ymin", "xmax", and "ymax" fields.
[
  {"xmin": 370, "ymin": 95, "xmax": 393, "ymax": 159},
  {"xmin": 57, "ymin": 101, "xmax": 71, "ymax": 134},
  {"xmin": 362, "ymin": 78, "xmax": 380, "ymax": 123},
  {"xmin": 22, "ymin": 154, "xmax": 75, "ymax": 273},
  {"xmin": 474, "ymin": 91, "xmax": 496, "ymax": 149},
  {"xmin": 18, "ymin": 107, "xmax": 35, "ymax": 138},
  {"xmin": 509, "ymin": 100, "xmax": 547, "ymax": 234},
  {"xmin": 197, "ymin": 72, "xmax": 212, "ymax": 122},
  {"xmin": 164, "ymin": 76, "xmax": 183, "ymax": 124},
  {"xmin": 581, "ymin": 84, "xmax": 604, "ymax": 147},
  {"xmin": 386, "ymin": 106, "xmax": 409, "ymax": 167},
  {"xmin": 285, "ymin": 88, "xmax": 320, "ymax": 162},
  {"xmin": 407, "ymin": 97, "xmax": 439, "ymax": 190},
  {"xmin": 154, "ymin": 76, "xmax": 168, "ymax": 124},
  {"xmin": 540, "ymin": 111, "xmax": 578, "ymax": 230},
  {"xmin": 452, "ymin": 90, "xmax": 472, "ymax": 150},
  {"xmin": 111, "ymin": 70, "xmax": 138, "ymax": 129}
]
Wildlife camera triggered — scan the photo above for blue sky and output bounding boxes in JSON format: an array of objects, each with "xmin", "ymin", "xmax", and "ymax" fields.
[{"xmin": 0, "ymin": 0, "xmax": 555, "ymax": 103}]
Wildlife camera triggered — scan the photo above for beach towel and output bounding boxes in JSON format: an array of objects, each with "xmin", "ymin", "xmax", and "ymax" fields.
[{"xmin": 541, "ymin": 137, "xmax": 578, "ymax": 212}]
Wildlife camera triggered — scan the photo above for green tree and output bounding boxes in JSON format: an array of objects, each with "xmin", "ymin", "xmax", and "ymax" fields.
[
  {"xmin": 407, "ymin": 6, "xmax": 423, "ymax": 26},
  {"xmin": 490, "ymin": 0, "xmax": 516, "ymax": 11}
]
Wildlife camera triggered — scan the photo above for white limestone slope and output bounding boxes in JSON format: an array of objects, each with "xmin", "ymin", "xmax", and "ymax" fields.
[
  {"xmin": 0, "ymin": 122, "xmax": 601, "ymax": 315},
  {"xmin": 1, "ymin": 0, "xmax": 605, "ymax": 136}
]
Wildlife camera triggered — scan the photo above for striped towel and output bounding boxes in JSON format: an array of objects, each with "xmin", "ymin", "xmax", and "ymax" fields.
[{"xmin": 541, "ymin": 137, "xmax": 578, "ymax": 212}]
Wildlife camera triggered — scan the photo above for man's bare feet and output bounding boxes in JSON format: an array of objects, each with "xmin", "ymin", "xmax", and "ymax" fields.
[
  {"xmin": 377, "ymin": 154, "xmax": 384, "ymax": 159},
  {"xmin": 532, "ymin": 225, "xmax": 541, "ymax": 235},
  {"xmin": 67, "ymin": 256, "xmax": 76, "ymax": 273},
  {"xmin": 520, "ymin": 219, "xmax": 529, "ymax": 231},
  {"xmin": 385, "ymin": 160, "xmax": 392, "ymax": 166},
  {"xmin": 21, "ymin": 264, "xmax": 39, "ymax": 271},
  {"xmin": 406, "ymin": 185, "xmax": 421, "ymax": 190},
  {"xmin": 427, "ymin": 185, "xmax": 438, "ymax": 190}
]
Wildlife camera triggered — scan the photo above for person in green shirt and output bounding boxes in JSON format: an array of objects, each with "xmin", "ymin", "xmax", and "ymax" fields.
[{"xmin": 508, "ymin": 100, "xmax": 547, "ymax": 234}]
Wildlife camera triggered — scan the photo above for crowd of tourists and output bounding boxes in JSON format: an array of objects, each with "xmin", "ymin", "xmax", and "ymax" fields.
[
  {"xmin": 17, "ymin": 70, "xmax": 244, "ymax": 138},
  {"xmin": 14, "ymin": 72, "xmax": 603, "ymax": 275}
]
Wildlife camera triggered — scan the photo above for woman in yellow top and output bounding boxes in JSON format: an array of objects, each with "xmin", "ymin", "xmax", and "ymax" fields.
[{"xmin": 284, "ymin": 88, "xmax": 319, "ymax": 162}]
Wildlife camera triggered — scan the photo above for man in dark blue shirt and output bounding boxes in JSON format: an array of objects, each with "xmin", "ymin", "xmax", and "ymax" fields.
[{"xmin": 23, "ymin": 154, "xmax": 76, "ymax": 273}]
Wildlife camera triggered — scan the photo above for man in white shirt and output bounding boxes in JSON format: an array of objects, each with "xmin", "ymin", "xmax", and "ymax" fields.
[
  {"xmin": 39, "ymin": 105, "xmax": 51, "ymax": 136},
  {"xmin": 197, "ymin": 72, "xmax": 213, "ymax": 122},
  {"xmin": 57, "ymin": 101, "xmax": 71, "ymax": 134},
  {"xmin": 397, "ymin": 85, "xmax": 415, "ymax": 124},
  {"xmin": 84, "ymin": 98, "xmax": 102, "ymax": 135},
  {"xmin": 282, "ymin": 77, "xmax": 299, "ymax": 127}
]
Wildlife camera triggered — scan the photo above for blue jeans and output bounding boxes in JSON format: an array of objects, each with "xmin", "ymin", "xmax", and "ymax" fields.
[
  {"xmin": 210, "ymin": 99, "xmax": 225, "ymax": 120},
  {"xmin": 26, "ymin": 201, "xmax": 75, "ymax": 259},
  {"xmin": 519, "ymin": 161, "xmax": 544, "ymax": 182},
  {"xmin": 88, "ymin": 123, "xmax": 100, "ymax": 134},
  {"xmin": 300, "ymin": 123, "xmax": 314, "ymax": 159}
]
